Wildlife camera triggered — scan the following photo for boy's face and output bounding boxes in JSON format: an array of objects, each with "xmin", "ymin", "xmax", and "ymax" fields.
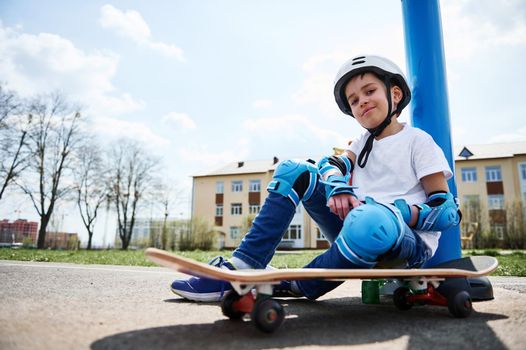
[{"xmin": 344, "ymin": 72, "xmax": 402, "ymax": 130}]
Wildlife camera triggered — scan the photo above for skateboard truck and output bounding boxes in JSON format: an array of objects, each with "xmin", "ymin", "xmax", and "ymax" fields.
[
  {"xmin": 386, "ymin": 275, "xmax": 492, "ymax": 318},
  {"xmin": 222, "ymin": 282, "xmax": 285, "ymax": 333}
]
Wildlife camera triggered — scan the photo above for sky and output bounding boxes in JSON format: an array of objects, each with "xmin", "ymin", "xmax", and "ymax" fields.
[{"xmin": 0, "ymin": 0, "xmax": 525, "ymax": 246}]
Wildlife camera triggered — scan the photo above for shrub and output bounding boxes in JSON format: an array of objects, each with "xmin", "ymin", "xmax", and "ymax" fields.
[{"xmin": 177, "ymin": 217, "xmax": 216, "ymax": 251}]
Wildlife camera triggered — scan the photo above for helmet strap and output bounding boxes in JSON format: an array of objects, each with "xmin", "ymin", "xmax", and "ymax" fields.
[{"xmin": 357, "ymin": 78, "xmax": 398, "ymax": 168}]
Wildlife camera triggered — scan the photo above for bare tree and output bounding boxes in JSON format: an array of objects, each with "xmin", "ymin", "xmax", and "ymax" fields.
[
  {"xmin": 108, "ymin": 140, "xmax": 159, "ymax": 250},
  {"xmin": 74, "ymin": 142, "xmax": 108, "ymax": 250},
  {"xmin": 18, "ymin": 93, "xmax": 83, "ymax": 249},
  {"xmin": 153, "ymin": 182, "xmax": 184, "ymax": 250},
  {"xmin": 0, "ymin": 84, "xmax": 20, "ymax": 126},
  {"xmin": 156, "ymin": 184, "xmax": 170, "ymax": 250},
  {"xmin": 0, "ymin": 85, "xmax": 31, "ymax": 202},
  {"xmin": 505, "ymin": 200, "xmax": 525, "ymax": 249}
]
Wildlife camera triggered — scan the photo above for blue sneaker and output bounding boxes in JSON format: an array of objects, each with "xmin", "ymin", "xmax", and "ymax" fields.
[
  {"xmin": 170, "ymin": 256, "xmax": 236, "ymax": 302},
  {"xmin": 273, "ymin": 280, "xmax": 303, "ymax": 298}
]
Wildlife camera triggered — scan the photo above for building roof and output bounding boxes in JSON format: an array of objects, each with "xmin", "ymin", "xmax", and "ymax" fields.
[
  {"xmin": 454, "ymin": 141, "xmax": 526, "ymax": 161},
  {"xmin": 193, "ymin": 158, "xmax": 280, "ymax": 177},
  {"xmin": 193, "ymin": 142, "xmax": 526, "ymax": 177},
  {"xmin": 193, "ymin": 155, "xmax": 327, "ymax": 177}
]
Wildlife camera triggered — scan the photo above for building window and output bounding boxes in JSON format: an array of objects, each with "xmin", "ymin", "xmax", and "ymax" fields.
[
  {"xmin": 230, "ymin": 226, "xmax": 240, "ymax": 240},
  {"xmin": 491, "ymin": 224, "xmax": 505, "ymax": 240},
  {"xmin": 216, "ymin": 181, "xmax": 224, "ymax": 194},
  {"xmin": 231, "ymin": 203, "xmax": 242, "ymax": 215},
  {"xmin": 488, "ymin": 194, "xmax": 504, "ymax": 210},
  {"xmin": 249, "ymin": 204, "xmax": 260, "ymax": 214},
  {"xmin": 520, "ymin": 163, "xmax": 526, "ymax": 181},
  {"xmin": 283, "ymin": 225, "xmax": 302, "ymax": 240},
  {"xmin": 232, "ymin": 181, "xmax": 243, "ymax": 192},
  {"xmin": 485, "ymin": 166, "xmax": 502, "ymax": 182},
  {"xmin": 461, "ymin": 167, "xmax": 477, "ymax": 182},
  {"xmin": 215, "ymin": 204, "xmax": 223, "ymax": 216},
  {"xmin": 249, "ymin": 180, "xmax": 261, "ymax": 192}
]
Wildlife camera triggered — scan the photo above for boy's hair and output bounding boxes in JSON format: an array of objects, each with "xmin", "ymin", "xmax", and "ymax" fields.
[{"xmin": 356, "ymin": 71, "xmax": 404, "ymax": 95}]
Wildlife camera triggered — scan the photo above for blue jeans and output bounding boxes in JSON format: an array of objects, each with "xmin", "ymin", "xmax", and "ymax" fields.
[
  {"xmin": 233, "ymin": 183, "xmax": 343, "ymax": 269},
  {"xmin": 232, "ymin": 176, "xmax": 432, "ymax": 298}
]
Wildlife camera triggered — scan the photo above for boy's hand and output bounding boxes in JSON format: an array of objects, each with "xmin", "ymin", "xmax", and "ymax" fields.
[{"xmin": 328, "ymin": 194, "xmax": 362, "ymax": 221}]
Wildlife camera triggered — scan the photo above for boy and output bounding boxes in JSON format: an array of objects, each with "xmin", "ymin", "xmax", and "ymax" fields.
[{"xmin": 171, "ymin": 54, "xmax": 461, "ymax": 301}]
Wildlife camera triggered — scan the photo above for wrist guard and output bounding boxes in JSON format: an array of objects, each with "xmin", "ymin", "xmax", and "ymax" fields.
[
  {"xmin": 318, "ymin": 155, "xmax": 356, "ymax": 201},
  {"xmin": 394, "ymin": 191, "xmax": 461, "ymax": 231},
  {"xmin": 320, "ymin": 175, "xmax": 357, "ymax": 202},
  {"xmin": 318, "ymin": 155, "xmax": 353, "ymax": 179}
]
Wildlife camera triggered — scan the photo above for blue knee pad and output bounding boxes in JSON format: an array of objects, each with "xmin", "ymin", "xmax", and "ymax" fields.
[
  {"xmin": 267, "ymin": 159, "xmax": 318, "ymax": 206},
  {"xmin": 335, "ymin": 197, "xmax": 404, "ymax": 266}
]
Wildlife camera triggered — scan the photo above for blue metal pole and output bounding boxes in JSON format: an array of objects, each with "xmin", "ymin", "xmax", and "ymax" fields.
[{"xmin": 401, "ymin": 0, "xmax": 461, "ymax": 266}]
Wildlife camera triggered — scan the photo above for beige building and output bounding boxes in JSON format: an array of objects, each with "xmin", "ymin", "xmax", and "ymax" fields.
[
  {"xmin": 191, "ymin": 157, "xmax": 329, "ymax": 249},
  {"xmin": 455, "ymin": 142, "xmax": 526, "ymax": 246},
  {"xmin": 192, "ymin": 142, "xmax": 526, "ymax": 250}
]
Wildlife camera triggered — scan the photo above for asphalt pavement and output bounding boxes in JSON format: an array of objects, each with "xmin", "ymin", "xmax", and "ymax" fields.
[{"xmin": 1, "ymin": 260, "xmax": 525, "ymax": 350}]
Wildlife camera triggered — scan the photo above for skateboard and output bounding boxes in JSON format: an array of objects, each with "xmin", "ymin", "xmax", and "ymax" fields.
[{"xmin": 146, "ymin": 248, "xmax": 498, "ymax": 333}]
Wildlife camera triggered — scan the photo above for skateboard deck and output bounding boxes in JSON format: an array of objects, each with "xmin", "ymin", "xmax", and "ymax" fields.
[
  {"xmin": 146, "ymin": 248, "xmax": 498, "ymax": 332},
  {"xmin": 145, "ymin": 247, "xmax": 498, "ymax": 283}
]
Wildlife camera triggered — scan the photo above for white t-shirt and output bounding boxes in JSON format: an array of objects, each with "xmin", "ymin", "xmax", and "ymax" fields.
[
  {"xmin": 347, "ymin": 123, "xmax": 453, "ymax": 255},
  {"xmin": 348, "ymin": 123, "xmax": 452, "ymax": 205}
]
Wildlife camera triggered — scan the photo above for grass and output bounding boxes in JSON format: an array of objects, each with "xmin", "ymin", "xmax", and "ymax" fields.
[
  {"xmin": 0, "ymin": 248, "xmax": 325, "ymax": 268},
  {"xmin": 1, "ymin": 248, "xmax": 525, "ymax": 276},
  {"xmin": 0, "ymin": 248, "xmax": 154, "ymax": 266}
]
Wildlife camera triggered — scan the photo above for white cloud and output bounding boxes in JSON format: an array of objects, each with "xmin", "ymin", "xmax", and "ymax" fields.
[
  {"xmin": 451, "ymin": 121, "xmax": 469, "ymax": 147},
  {"xmin": 176, "ymin": 114, "xmax": 352, "ymax": 175},
  {"xmin": 293, "ymin": 46, "xmax": 406, "ymax": 119},
  {"xmin": 146, "ymin": 41, "xmax": 184, "ymax": 60},
  {"xmin": 99, "ymin": 4, "xmax": 150, "ymax": 42},
  {"xmin": 91, "ymin": 117, "xmax": 170, "ymax": 148},
  {"xmin": 442, "ymin": 0, "xmax": 526, "ymax": 60},
  {"xmin": 293, "ymin": 71, "xmax": 335, "ymax": 113},
  {"xmin": 253, "ymin": 99, "xmax": 273, "ymax": 109},
  {"xmin": 162, "ymin": 112, "xmax": 196, "ymax": 130},
  {"xmin": 99, "ymin": 4, "xmax": 185, "ymax": 61},
  {"xmin": 301, "ymin": 52, "xmax": 350, "ymax": 72},
  {"xmin": 489, "ymin": 126, "xmax": 526, "ymax": 143},
  {"xmin": 0, "ymin": 23, "xmax": 143, "ymax": 117},
  {"xmin": 92, "ymin": 93, "xmax": 144, "ymax": 117},
  {"xmin": 177, "ymin": 145, "xmax": 250, "ymax": 170},
  {"xmin": 244, "ymin": 114, "xmax": 351, "ymax": 150},
  {"xmin": 292, "ymin": 53, "xmax": 349, "ymax": 119}
]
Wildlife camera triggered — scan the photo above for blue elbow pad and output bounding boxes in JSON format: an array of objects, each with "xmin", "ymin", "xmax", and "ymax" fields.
[{"xmin": 394, "ymin": 192, "xmax": 462, "ymax": 231}]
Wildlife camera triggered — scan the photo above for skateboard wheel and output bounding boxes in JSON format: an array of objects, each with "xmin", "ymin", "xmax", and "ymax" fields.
[
  {"xmin": 448, "ymin": 290, "xmax": 472, "ymax": 318},
  {"xmin": 221, "ymin": 291, "xmax": 246, "ymax": 320},
  {"xmin": 252, "ymin": 298, "xmax": 284, "ymax": 333},
  {"xmin": 393, "ymin": 287, "xmax": 413, "ymax": 311}
]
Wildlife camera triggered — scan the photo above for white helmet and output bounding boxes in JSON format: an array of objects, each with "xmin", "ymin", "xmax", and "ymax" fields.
[{"xmin": 333, "ymin": 55, "xmax": 411, "ymax": 117}]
